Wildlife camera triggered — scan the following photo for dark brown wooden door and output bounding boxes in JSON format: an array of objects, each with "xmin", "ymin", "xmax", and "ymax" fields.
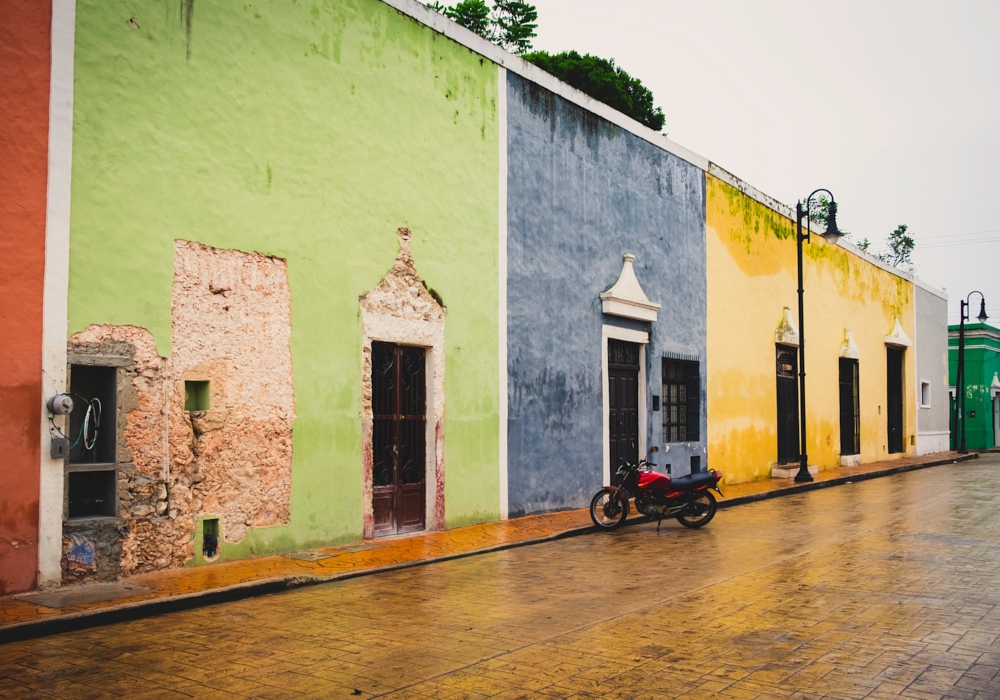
[
  {"xmin": 372, "ymin": 342, "xmax": 426, "ymax": 537},
  {"xmin": 887, "ymin": 347, "xmax": 904, "ymax": 454},
  {"xmin": 776, "ymin": 345, "xmax": 800, "ymax": 463},
  {"xmin": 839, "ymin": 358, "xmax": 860, "ymax": 456},
  {"xmin": 608, "ymin": 339, "xmax": 640, "ymax": 485}
]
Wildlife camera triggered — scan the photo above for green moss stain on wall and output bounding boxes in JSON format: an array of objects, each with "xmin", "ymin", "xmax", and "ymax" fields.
[
  {"xmin": 713, "ymin": 179, "xmax": 794, "ymax": 254},
  {"xmin": 69, "ymin": 0, "xmax": 500, "ymax": 555},
  {"xmin": 709, "ymin": 178, "xmax": 911, "ymax": 317}
]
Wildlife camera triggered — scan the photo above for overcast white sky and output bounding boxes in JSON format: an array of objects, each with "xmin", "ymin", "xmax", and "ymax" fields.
[{"xmin": 529, "ymin": 0, "xmax": 1000, "ymax": 324}]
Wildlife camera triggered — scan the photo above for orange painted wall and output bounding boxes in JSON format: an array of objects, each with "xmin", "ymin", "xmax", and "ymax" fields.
[{"xmin": 0, "ymin": 0, "xmax": 51, "ymax": 595}]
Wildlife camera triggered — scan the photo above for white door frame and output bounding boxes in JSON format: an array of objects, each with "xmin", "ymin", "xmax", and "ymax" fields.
[
  {"xmin": 993, "ymin": 391, "xmax": 999, "ymax": 448},
  {"xmin": 601, "ymin": 325, "xmax": 649, "ymax": 487}
]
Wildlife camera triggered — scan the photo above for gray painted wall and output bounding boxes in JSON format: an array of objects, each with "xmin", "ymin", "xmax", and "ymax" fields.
[
  {"xmin": 916, "ymin": 286, "xmax": 950, "ymax": 445},
  {"xmin": 505, "ymin": 73, "xmax": 707, "ymax": 516}
]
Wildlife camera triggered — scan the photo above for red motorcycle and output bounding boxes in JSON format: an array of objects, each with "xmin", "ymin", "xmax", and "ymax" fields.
[{"xmin": 590, "ymin": 447, "xmax": 724, "ymax": 531}]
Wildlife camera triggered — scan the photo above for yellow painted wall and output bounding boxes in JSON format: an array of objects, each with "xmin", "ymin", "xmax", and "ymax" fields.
[{"xmin": 706, "ymin": 175, "xmax": 916, "ymax": 484}]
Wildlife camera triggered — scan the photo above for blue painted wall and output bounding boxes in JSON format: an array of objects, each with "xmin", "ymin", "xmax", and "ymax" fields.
[{"xmin": 506, "ymin": 73, "xmax": 707, "ymax": 516}]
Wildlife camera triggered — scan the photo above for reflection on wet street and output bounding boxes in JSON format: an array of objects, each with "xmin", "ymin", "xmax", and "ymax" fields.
[{"xmin": 3, "ymin": 457, "xmax": 1000, "ymax": 699}]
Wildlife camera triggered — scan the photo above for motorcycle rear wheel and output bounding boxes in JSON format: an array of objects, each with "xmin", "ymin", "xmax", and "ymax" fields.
[
  {"xmin": 590, "ymin": 489, "xmax": 629, "ymax": 530},
  {"xmin": 676, "ymin": 491, "xmax": 716, "ymax": 529}
]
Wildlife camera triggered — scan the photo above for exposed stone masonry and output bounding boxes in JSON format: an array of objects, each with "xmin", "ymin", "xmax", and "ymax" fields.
[{"xmin": 62, "ymin": 241, "xmax": 295, "ymax": 582}]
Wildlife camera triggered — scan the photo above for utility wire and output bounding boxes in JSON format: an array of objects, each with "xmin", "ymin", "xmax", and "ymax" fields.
[
  {"xmin": 920, "ymin": 238, "xmax": 1000, "ymax": 250},
  {"xmin": 917, "ymin": 227, "xmax": 1000, "ymax": 242}
]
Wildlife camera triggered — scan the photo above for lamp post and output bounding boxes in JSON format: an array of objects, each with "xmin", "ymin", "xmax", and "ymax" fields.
[
  {"xmin": 793, "ymin": 190, "xmax": 843, "ymax": 482},
  {"xmin": 956, "ymin": 291, "xmax": 989, "ymax": 454}
]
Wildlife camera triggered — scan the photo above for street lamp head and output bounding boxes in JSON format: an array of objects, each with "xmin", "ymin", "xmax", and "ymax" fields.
[
  {"xmin": 821, "ymin": 200, "xmax": 843, "ymax": 244},
  {"xmin": 978, "ymin": 298, "xmax": 989, "ymax": 323}
]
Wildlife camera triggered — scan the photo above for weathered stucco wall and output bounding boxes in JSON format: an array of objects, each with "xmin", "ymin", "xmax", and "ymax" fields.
[
  {"xmin": 0, "ymin": 0, "xmax": 51, "ymax": 595},
  {"xmin": 505, "ymin": 72, "xmax": 707, "ymax": 516},
  {"xmin": 67, "ymin": 0, "xmax": 500, "ymax": 559},
  {"xmin": 64, "ymin": 241, "xmax": 295, "ymax": 580},
  {"xmin": 706, "ymin": 175, "xmax": 917, "ymax": 483},
  {"xmin": 915, "ymin": 285, "xmax": 950, "ymax": 454}
]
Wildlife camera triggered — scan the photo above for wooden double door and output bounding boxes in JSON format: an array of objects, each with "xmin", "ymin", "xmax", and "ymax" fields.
[
  {"xmin": 608, "ymin": 339, "xmax": 640, "ymax": 485},
  {"xmin": 371, "ymin": 342, "xmax": 426, "ymax": 537}
]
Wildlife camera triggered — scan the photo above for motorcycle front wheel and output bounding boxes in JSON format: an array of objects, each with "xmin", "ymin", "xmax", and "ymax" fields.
[
  {"xmin": 676, "ymin": 491, "xmax": 716, "ymax": 529},
  {"xmin": 590, "ymin": 489, "xmax": 629, "ymax": 530}
]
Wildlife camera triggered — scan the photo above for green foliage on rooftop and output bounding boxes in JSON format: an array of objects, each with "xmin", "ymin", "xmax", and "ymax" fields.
[
  {"xmin": 522, "ymin": 51, "xmax": 665, "ymax": 132},
  {"xmin": 427, "ymin": 0, "xmax": 538, "ymax": 55}
]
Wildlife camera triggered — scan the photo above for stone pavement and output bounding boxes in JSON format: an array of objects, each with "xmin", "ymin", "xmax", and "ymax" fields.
[
  {"xmin": 1, "ymin": 453, "xmax": 999, "ymax": 698},
  {"xmin": 0, "ymin": 451, "xmax": 977, "ymax": 643}
]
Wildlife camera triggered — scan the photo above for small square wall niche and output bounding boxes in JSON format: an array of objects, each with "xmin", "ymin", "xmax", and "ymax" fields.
[{"xmin": 184, "ymin": 381, "xmax": 210, "ymax": 411}]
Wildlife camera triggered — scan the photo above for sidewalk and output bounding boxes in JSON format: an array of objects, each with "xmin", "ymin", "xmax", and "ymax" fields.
[{"xmin": 0, "ymin": 450, "xmax": 977, "ymax": 643}]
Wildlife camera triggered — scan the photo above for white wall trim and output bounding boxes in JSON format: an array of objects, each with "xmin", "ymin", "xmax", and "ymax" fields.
[
  {"xmin": 497, "ymin": 67, "xmax": 509, "ymax": 520},
  {"xmin": 378, "ymin": 0, "xmax": 708, "ymax": 170},
  {"xmin": 919, "ymin": 380, "xmax": 932, "ymax": 409},
  {"xmin": 916, "ymin": 432, "xmax": 950, "ymax": 456},
  {"xmin": 913, "ymin": 276, "xmax": 948, "ymax": 300},
  {"xmin": 885, "ymin": 316, "xmax": 913, "ymax": 348},
  {"xmin": 601, "ymin": 325, "xmax": 649, "ymax": 487},
  {"xmin": 993, "ymin": 395, "xmax": 999, "ymax": 448},
  {"xmin": 38, "ymin": 0, "xmax": 77, "ymax": 590},
  {"xmin": 376, "ymin": 0, "xmax": 941, "ymax": 297},
  {"xmin": 599, "ymin": 253, "xmax": 661, "ymax": 322}
]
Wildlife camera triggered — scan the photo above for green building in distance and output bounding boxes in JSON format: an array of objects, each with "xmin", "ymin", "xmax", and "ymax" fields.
[{"xmin": 950, "ymin": 323, "xmax": 1000, "ymax": 450}]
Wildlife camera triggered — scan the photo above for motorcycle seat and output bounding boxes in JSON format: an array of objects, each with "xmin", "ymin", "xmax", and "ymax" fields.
[{"xmin": 669, "ymin": 472, "xmax": 716, "ymax": 491}]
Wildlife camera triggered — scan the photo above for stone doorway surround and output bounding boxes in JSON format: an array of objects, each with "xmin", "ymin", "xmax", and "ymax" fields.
[
  {"xmin": 598, "ymin": 253, "xmax": 657, "ymax": 488},
  {"xmin": 360, "ymin": 228, "xmax": 446, "ymax": 540}
]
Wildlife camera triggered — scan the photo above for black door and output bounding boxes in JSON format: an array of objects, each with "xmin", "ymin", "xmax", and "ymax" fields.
[
  {"xmin": 372, "ymin": 342, "xmax": 426, "ymax": 537},
  {"xmin": 608, "ymin": 339, "xmax": 639, "ymax": 485},
  {"xmin": 776, "ymin": 345, "xmax": 800, "ymax": 463},
  {"xmin": 887, "ymin": 347, "xmax": 904, "ymax": 454},
  {"xmin": 839, "ymin": 358, "xmax": 860, "ymax": 456}
]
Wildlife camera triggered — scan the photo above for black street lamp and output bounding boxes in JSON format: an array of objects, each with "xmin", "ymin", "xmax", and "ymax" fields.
[
  {"xmin": 955, "ymin": 291, "xmax": 989, "ymax": 454},
  {"xmin": 793, "ymin": 190, "xmax": 843, "ymax": 482}
]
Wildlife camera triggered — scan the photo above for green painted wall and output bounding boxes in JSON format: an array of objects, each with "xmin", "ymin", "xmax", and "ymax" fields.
[
  {"xmin": 69, "ymin": 0, "xmax": 501, "ymax": 556},
  {"xmin": 948, "ymin": 324, "xmax": 1000, "ymax": 450}
]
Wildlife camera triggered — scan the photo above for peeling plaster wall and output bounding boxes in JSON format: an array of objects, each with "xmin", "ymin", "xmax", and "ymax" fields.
[
  {"xmin": 360, "ymin": 228, "xmax": 446, "ymax": 539},
  {"xmin": 67, "ymin": 0, "xmax": 500, "ymax": 552},
  {"xmin": 63, "ymin": 331, "xmax": 172, "ymax": 582},
  {"xmin": 171, "ymin": 240, "xmax": 295, "ymax": 545},
  {"xmin": 63, "ymin": 242, "xmax": 294, "ymax": 579}
]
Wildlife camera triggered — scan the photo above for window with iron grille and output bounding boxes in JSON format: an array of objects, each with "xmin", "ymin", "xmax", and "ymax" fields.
[{"xmin": 662, "ymin": 359, "xmax": 700, "ymax": 442}]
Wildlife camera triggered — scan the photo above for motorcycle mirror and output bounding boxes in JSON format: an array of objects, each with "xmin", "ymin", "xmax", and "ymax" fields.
[{"xmin": 649, "ymin": 446, "xmax": 658, "ymax": 453}]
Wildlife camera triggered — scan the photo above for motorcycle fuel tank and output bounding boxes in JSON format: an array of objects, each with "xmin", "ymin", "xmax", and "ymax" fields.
[{"xmin": 637, "ymin": 470, "xmax": 672, "ymax": 493}]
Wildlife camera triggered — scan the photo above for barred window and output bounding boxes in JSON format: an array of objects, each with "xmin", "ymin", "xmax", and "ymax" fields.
[{"xmin": 662, "ymin": 359, "xmax": 700, "ymax": 443}]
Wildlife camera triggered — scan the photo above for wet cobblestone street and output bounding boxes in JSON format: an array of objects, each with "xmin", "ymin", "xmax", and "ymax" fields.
[{"xmin": 3, "ymin": 456, "xmax": 1000, "ymax": 699}]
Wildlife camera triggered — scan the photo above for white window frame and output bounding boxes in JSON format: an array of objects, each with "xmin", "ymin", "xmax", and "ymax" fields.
[{"xmin": 920, "ymin": 380, "xmax": 932, "ymax": 409}]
